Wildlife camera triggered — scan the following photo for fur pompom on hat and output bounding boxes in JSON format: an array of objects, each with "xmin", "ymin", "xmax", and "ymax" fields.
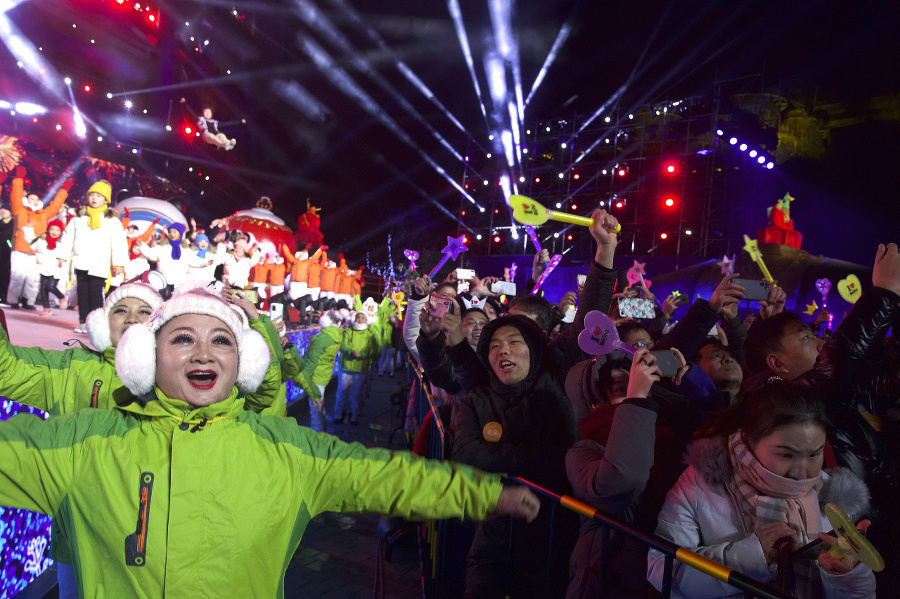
[
  {"xmin": 115, "ymin": 283, "xmax": 271, "ymax": 396},
  {"xmin": 318, "ymin": 310, "xmax": 340, "ymax": 328},
  {"xmin": 86, "ymin": 283, "xmax": 164, "ymax": 352}
]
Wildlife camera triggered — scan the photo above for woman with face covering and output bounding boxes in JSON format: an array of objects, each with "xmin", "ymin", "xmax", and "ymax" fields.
[
  {"xmin": 55, "ymin": 180, "xmax": 129, "ymax": 333},
  {"xmin": 648, "ymin": 381, "xmax": 876, "ymax": 598},
  {"xmin": 0, "ymin": 286, "xmax": 541, "ymax": 596},
  {"xmin": 451, "ymin": 314, "xmax": 581, "ymax": 598}
]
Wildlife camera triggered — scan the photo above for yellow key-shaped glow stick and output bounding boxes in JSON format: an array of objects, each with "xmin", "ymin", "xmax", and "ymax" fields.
[{"xmin": 509, "ymin": 194, "xmax": 621, "ymax": 234}]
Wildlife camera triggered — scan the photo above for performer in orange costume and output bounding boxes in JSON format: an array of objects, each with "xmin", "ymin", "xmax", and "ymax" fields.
[{"xmin": 2, "ymin": 167, "xmax": 72, "ymax": 309}]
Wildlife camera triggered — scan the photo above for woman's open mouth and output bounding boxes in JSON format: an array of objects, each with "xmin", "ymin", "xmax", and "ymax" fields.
[{"xmin": 186, "ymin": 370, "xmax": 218, "ymax": 390}]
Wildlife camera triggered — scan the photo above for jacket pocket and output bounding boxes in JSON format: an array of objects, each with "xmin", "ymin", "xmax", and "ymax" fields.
[{"xmin": 124, "ymin": 472, "xmax": 154, "ymax": 566}]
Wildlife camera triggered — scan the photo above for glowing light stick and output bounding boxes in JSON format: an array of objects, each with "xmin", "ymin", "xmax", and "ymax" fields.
[
  {"xmin": 823, "ymin": 503, "xmax": 884, "ymax": 572},
  {"xmin": 530, "ymin": 254, "xmax": 561, "ymax": 295},
  {"xmin": 403, "ymin": 249, "xmax": 419, "ymax": 271},
  {"xmin": 428, "ymin": 235, "xmax": 468, "ymax": 278},
  {"xmin": 577, "ymin": 311, "xmax": 637, "ymax": 357},
  {"xmin": 523, "ymin": 224, "xmax": 543, "ymax": 252},
  {"xmin": 509, "ymin": 194, "xmax": 621, "ymax": 233},
  {"xmin": 816, "ymin": 277, "xmax": 834, "ymax": 328},
  {"xmin": 742, "ymin": 235, "xmax": 774, "ymax": 283},
  {"xmin": 509, "ymin": 262, "xmax": 517, "ymax": 281}
]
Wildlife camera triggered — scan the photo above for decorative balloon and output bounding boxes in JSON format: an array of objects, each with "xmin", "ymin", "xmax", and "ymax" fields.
[
  {"xmin": 115, "ymin": 196, "xmax": 188, "ymax": 237},
  {"xmin": 219, "ymin": 199, "xmax": 296, "ymax": 253}
]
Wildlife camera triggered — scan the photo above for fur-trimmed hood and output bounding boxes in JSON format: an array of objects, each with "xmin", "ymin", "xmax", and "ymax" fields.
[{"xmin": 685, "ymin": 436, "xmax": 871, "ymax": 521}]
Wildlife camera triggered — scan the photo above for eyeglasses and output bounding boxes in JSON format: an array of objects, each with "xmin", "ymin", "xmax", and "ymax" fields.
[{"xmin": 633, "ymin": 340, "xmax": 651, "ymax": 348}]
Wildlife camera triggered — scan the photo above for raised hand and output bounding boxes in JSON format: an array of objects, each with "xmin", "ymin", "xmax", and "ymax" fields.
[{"xmin": 709, "ymin": 273, "xmax": 745, "ymax": 313}]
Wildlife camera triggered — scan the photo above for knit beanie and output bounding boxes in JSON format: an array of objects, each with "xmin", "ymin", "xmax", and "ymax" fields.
[
  {"xmin": 115, "ymin": 283, "xmax": 270, "ymax": 396},
  {"xmin": 233, "ymin": 239, "xmax": 249, "ymax": 253},
  {"xmin": 168, "ymin": 222, "xmax": 187, "ymax": 238},
  {"xmin": 47, "ymin": 219, "xmax": 65, "ymax": 231},
  {"xmin": 86, "ymin": 283, "xmax": 165, "ymax": 352},
  {"xmin": 86, "ymin": 180, "xmax": 111, "ymax": 204},
  {"xmin": 194, "ymin": 233, "xmax": 210, "ymax": 258}
]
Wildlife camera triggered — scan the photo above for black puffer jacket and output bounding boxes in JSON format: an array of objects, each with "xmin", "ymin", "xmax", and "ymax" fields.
[{"xmin": 450, "ymin": 315, "xmax": 580, "ymax": 598}]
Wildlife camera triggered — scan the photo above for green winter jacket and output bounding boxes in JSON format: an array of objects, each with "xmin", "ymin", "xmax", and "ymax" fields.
[
  {"xmin": 338, "ymin": 326, "xmax": 379, "ymax": 373},
  {"xmin": 291, "ymin": 326, "xmax": 343, "ymax": 400},
  {"xmin": 0, "ymin": 316, "xmax": 287, "ymax": 417},
  {"xmin": 0, "ymin": 387, "xmax": 503, "ymax": 598}
]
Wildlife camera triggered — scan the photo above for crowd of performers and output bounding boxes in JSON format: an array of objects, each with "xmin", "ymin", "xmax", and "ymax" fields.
[
  {"xmin": 0, "ymin": 166, "xmax": 897, "ymax": 598},
  {"xmin": 0, "ymin": 167, "xmax": 362, "ymax": 334}
]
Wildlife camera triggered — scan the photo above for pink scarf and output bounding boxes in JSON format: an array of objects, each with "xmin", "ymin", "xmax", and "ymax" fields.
[{"xmin": 727, "ymin": 431, "xmax": 822, "ymax": 544}]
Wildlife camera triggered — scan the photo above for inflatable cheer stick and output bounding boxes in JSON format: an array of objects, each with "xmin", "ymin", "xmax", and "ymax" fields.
[
  {"xmin": 577, "ymin": 311, "xmax": 638, "ymax": 357},
  {"xmin": 823, "ymin": 503, "xmax": 884, "ymax": 572},
  {"xmin": 523, "ymin": 224, "xmax": 543, "ymax": 252},
  {"xmin": 509, "ymin": 194, "xmax": 621, "ymax": 234},
  {"xmin": 509, "ymin": 262, "xmax": 518, "ymax": 282},
  {"xmin": 403, "ymin": 249, "xmax": 419, "ymax": 271},
  {"xmin": 428, "ymin": 235, "xmax": 468, "ymax": 279},
  {"xmin": 530, "ymin": 254, "xmax": 561, "ymax": 295},
  {"xmin": 742, "ymin": 235, "xmax": 774, "ymax": 284}
]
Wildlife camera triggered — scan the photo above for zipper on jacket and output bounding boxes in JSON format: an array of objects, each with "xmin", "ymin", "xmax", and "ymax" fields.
[
  {"xmin": 90, "ymin": 380, "xmax": 102, "ymax": 408},
  {"xmin": 125, "ymin": 472, "xmax": 154, "ymax": 566}
]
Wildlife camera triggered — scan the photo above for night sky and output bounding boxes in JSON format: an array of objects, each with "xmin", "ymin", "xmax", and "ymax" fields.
[{"xmin": 1, "ymin": 0, "xmax": 897, "ymax": 266}]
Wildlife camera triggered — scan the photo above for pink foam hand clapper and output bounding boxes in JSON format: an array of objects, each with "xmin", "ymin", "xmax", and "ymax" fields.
[
  {"xmin": 530, "ymin": 254, "xmax": 561, "ymax": 295},
  {"xmin": 578, "ymin": 310, "xmax": 637, "ymax": 357},
  {"xmin": 523, "ymin": 225, "xmax": 543, "ymax": 252},
  {"xmin": 403, "ymin": 249, "xmax": 419, "ymax": 271},
  {"xmin": 428, "ymin": 235, "xmax": 469, "ymax": 278}
]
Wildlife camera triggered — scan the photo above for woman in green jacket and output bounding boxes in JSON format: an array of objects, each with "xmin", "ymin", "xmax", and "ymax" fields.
[{"xmin": 0, "ymin": 286, "xmax": 539, "ymax": 597}]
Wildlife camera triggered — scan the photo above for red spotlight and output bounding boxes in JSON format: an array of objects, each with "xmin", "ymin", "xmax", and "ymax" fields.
[
  {"xmin": 534, "ymin": 177, "xmax": 540, "ymax": 183},
  {"xmin": 461, "ymin": 210, "xmax": 466, "ymax": 216},
  {"xmin": 494, "ymin": 209, "xmax": 499, "ymax": 214},
  {"xmin": 567, "ymin": 234, "xmax": 573, "ymax": 241},
  {"xmin": 493, "ymin": 235, "xmax": 501, "ymax": 243},
  {"xmin": 184, "ymin": 126, "xmax": 192, "ymax": 135},
  {"xmin": 571, "ymin": 204, "xmax": 577, "ymax": 210},
  {"xmin": 660, "ymin": 232, "xmax": 668, "ymax": 240},
  {"xmin": 148, "ymin": 14, "xmax": 155, "ymax": 22},
  {"xmin": 666, "ymin": 164, "xmax": 676, "ymax": 174},
  {"xmin": 462, "ymin": 236, "xmax": 468, "ymax": 243},
  {"xmin": 664, "ymin": 197, "xmax": 675, "ymax": 207},
  {"xmin": 83, "ymin": 84, "xmax": 91, "ymax": 93},
  {"xmin": 573, "ymin": 173, "xmax": 580, "ymax": 180},
  {"xmin": 32, "ymin": 117, "xmax": 38, "ymax": 123},
  {"xmin": 615, "ymin": 201, "xmax": 623, "ymax": 209},
  {"xmin": 617, "ymin": 168, "xmax": 626, "ymax": 177},
  {"xmin": 464, "ymin": 183, "xmax": 468, "ymax": 189}
]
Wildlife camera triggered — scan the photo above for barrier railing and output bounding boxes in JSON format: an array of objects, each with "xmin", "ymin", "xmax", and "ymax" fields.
[{"xmin": 406, "ymin": 367, "xmax": 797, "ymax": 599}]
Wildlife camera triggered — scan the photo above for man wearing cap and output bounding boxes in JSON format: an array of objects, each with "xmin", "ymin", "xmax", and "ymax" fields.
[
  {"xmin": 56, "ymin": 180, "xmax": 129, "ymax": 333},
  {"xmin": 2, "ymin": 166, "xmax": 73, "ymax": 309}
]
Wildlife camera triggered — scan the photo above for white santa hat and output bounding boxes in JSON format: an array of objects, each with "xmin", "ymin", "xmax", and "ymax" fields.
[
  {"xmin": 86, "ymin": 283, "xmax": 164, "ymax": 352},
  {"xmin": 115, "ymin": 282, "xmax": 270, "ymax": 396}
]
